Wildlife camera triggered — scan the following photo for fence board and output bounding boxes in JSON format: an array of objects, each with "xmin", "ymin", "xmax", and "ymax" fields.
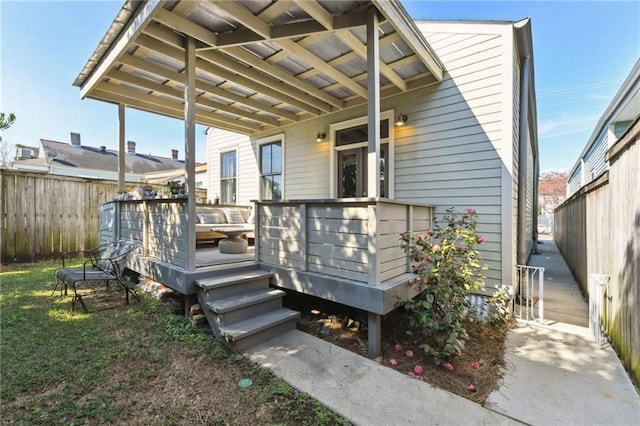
[
  {"xmin": 0, "ymin": 170, "xmax": 119, "ymax": 263},
  {"xmin": 554, "ymin": 118, "xmax": 639, "ymax": 386}
]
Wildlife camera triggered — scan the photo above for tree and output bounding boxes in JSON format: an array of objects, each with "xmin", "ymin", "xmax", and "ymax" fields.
[
  {"xmin": 539, "ymin": 171, "xmax": 567, "ymax": 211},
  {"xmin": 0, "ymin": 112, "xmax": 16, "ymax": 167}
]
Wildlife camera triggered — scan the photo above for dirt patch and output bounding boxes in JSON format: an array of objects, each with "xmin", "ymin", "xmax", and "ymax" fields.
[{"xmin": 284, "ymin": 292, "xmax": 508, "ymax": 405}]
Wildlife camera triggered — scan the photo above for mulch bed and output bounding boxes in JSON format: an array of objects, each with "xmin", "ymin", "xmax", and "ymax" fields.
[{"xmin": 283, "ymin": 291, "xmax": 508, "ymax": 405}]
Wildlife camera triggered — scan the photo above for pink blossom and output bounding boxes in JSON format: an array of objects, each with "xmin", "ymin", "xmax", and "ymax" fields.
[
  {"xmin": 417, "ymin": 234, "xmax": 425, "ymax": 240},
  {"xmin": 389, "ymin": 359, "xmax": 398, "ymax": 366},
  {"xmin": 467, "ymin": 384, "xmax": 476, "ymax": 392},
  {"xmin": 405, "ymin": 350, "xmax": 414, "ymax": 358},
  {"xmin": 426, "ymin": 229, "xmax": 433, "ymax": 235},
  {"xmin": 423, "ymin": 257, "xmax": 431, "ymax": 264},
  {"xmin": 394, "ymin": 344, "xmax": 402, "ymax": 352},
  {"xmin": 452, "ymin": 264, "xmax": 458, "ymax": 269},
  {"xmin": 414, "ymin": 365, "xmax": 424, "ymax": 374},
  {"xmin": 476, "ymin": 235, "xmax": 485, "ymax": 244},
  {"xmin": 432, "ymin": 245, "xmax": 441, "ymax": 252},
  {"xmin": 471, "ymin": 362, "xmax": 480, "ymax": 369},
  {"xmin": 399, "ymin": 232, "xmax": 405, "ymax": 237},
  {"xmin": 408, "ymin": 372, "xmax": 416, "ymax": 378},
  {"xmin": 467, "ymin": 208, "xmax": 476, "ymax": 215},
  {"xmin": 443, "ymin": 362, "xmax": 454, "ymax": 371}
]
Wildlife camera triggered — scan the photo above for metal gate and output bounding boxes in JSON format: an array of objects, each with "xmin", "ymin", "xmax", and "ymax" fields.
[
  {"xmin": 515, "ymin": 265, "xmax": 545, "ymax": 323},
  {"xmin": 589, "ymin": 274, "xmax": 610, "ymax": 345}
]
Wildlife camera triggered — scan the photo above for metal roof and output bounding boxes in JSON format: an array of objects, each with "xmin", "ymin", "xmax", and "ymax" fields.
[{"xmin": 73, "ymin": 0, "xmax": 444, "ymax": 135}]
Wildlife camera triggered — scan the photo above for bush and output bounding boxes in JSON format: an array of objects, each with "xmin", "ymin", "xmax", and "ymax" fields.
[{"xmin": 400, "ymin": 207, "xmax": 487, "ymax": 363}]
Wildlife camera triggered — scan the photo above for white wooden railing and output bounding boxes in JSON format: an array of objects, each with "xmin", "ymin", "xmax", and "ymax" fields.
[{"xmin": 254, "ymin": 199, "xmax": 433, "ymax": 286}]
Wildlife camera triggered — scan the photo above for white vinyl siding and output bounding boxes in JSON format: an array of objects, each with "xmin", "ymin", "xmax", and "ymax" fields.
[
  {"xmin": 207, "ymin": 129, "xmax": 257, "ymax": 205},
  {"xmin": 392, "ymin": 22, "xmax": 513, "ymax": 286}
]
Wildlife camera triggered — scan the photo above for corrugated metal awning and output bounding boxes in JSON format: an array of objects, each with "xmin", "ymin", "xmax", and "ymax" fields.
[{"xmin": 74, "ymin": 0, "xmax": 444, "ymax": 135}]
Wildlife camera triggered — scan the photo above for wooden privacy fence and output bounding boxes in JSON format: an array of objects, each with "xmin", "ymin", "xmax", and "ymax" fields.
[
  {"xmin": 1, "ymin": 170, "xmax": 119, "ymax": 263},
  {"xmin": 554, "ymin": 116, "xmax": 640, "ymax": 386}
]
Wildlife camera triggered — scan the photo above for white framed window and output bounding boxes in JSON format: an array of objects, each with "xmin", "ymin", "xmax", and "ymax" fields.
[
  {"xmin": 220, "ymin": 149, "xmax": 237, "ymax": 204},
  {"xmin": 329, "ymin": 110, "xmax": 395, "ymax": 198},
  {"xmin": 258, "ymin": 134, "xmax": 284, "ymax": 200}
]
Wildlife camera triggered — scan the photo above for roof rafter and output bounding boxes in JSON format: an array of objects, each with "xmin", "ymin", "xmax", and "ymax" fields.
[
  {"xmin": 336, "ymin": 29, "xmax": 407, "ymax": 92},
  {"xmin": 106, "ymin": 69, "xmax": 279, "ymax": 128},
  {"xmin": 138, "ymin": 31, "xmax": 324, "ymax": 115},
  {"xmin": 119, "ymin": 53, "xmax": 299, "ymax": 123}
]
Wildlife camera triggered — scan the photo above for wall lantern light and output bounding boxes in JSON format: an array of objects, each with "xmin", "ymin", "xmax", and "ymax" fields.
[{"xmin": 395, "ymin": 114, "xmax": 408, "ymax": 126}]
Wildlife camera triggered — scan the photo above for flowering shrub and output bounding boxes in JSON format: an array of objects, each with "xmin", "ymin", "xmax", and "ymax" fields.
[{"xmin": 400, "ymin": 207, "xmax": 487, "ymax": 363}]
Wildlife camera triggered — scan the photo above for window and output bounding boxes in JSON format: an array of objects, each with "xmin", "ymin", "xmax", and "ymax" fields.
[
  {"xmin": 260, "ymin": 141, "xmax": 282, "ymax": 200},
  {"xmin": 220, "ymin": 150, "xmax": 236, "ymax": 204}
]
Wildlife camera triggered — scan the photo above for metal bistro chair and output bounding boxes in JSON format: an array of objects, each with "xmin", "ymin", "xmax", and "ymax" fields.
[{"xmin": 53, "ymin": 241, "xmax": 140, "ymax": 314}]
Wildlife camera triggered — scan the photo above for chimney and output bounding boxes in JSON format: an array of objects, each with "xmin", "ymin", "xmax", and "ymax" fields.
[
  {"xmin": 171, "ymin": 149, "xmax": 179, "ymax": 160},
  {"xmin": 100, "ymin": 146, "xmax": 106, "ymax": 152},
  {"xmin": 70, "ymin": 132, "xmax": 81, "ymax": 147},
  {"xmin": 127, "ymin": 141, "xmax": 136, "ymax": 154}
]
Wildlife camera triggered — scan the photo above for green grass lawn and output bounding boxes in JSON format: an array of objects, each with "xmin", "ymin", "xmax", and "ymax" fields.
[{"xmin": 0, "ymin": 262, "xmax": 348, "ymax": 425}]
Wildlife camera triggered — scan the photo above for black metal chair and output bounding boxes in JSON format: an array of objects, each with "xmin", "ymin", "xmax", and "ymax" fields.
[{"xmin": 53, "ymin": 241, "xmax": 140, "ymax": 313}]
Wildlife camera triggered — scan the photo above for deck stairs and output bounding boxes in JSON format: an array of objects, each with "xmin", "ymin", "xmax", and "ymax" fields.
[{"xmin": 194, "ymin": 266, "xmax": 299, "ymax": 352}]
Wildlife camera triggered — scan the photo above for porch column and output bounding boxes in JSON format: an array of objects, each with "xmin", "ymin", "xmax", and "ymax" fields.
[
  {"xmin": 366, "ymin": 8, "xmax": 381, "ymax": 199},
  {"xmin": 368, "ymin": 312, "xmax": 381, "ymax": 358},
  {"xmin": 118, "ymin": 103, "xmax": 126, "ymax": 192},
  {"xmin": 184, "ymin": 36, "xmax": 197, "ymax": 271}
]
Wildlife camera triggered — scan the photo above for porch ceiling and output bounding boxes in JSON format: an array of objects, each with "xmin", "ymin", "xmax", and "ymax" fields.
[{"xmin": 73, "ymin": 0, "xmax": 444, "ymax": 135}]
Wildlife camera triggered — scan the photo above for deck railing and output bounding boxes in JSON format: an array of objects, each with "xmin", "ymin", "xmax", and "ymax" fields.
[
  {"xmin": 254, "ymin": 199, "xmax": 433, "ymax": 286},
  {"xmin": 101, "ymin": 199, "xmax": 190, "ymax": 268}
]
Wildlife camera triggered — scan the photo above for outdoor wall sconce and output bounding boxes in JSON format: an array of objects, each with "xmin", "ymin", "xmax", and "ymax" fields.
[
  {"xmin": 395, "ymin": 114, "xmax": 408, "ymax": 126},
  {"xmin": 316, "ymin": 132, "xmax": 326, "ymax": 142}
]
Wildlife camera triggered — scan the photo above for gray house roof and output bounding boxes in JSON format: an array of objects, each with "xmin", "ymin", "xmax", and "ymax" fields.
[{"xmin": 34, "ymin": 139, "xmax": 186, "ymax": 174}]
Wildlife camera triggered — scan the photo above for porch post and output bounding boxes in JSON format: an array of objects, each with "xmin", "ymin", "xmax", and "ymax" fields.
[
  {"xmin": 117, "ymin": 103, "xmax": 126, "ymax": 192},
  {"xmin": 366, "ymin": 8, "xmax": 380, "ymax": 199},
  {"xmin": 184, "ymin": 36, "xmax": 197, "ymax": 271},
  {"xmin": 368, "ymin": 312, "xmax": 381, "ymax": 358}
]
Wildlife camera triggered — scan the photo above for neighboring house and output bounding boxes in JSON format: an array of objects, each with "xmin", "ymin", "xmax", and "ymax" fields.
[
  {"xmin": 12, "ymin": 132, "xmax": 187, "ymax": 182},
  {"xmin": 566, "ymin": 59, "xmax": 640, "ymax": 196},
  {"xmin": 73, "ymin": 0, "xmax": 538, "ymax": 357}
]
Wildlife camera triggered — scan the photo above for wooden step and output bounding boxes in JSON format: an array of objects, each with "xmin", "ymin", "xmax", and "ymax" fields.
[
  {"xmin": 195, "ymin": 269, "xmax": 272, "ymax": 290},
  {"xmin": 207, "ymin": 288, "xmax": 286, "ymax": 314},
  {"xmin": 205, "ymin": 289, "xmax": 286, "ymax": 327},
  {"xmin": 195, "ymin": 270, "xmax": 272, "ymax": 300},
  {"xmin": 220, "ymin": 308, "xmax": 300, "ymax": 352}
]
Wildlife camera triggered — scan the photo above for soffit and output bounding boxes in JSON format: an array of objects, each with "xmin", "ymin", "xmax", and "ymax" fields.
[{"xmin": 74, "ymin": 0, "xmax": 444, "ymax": 135}]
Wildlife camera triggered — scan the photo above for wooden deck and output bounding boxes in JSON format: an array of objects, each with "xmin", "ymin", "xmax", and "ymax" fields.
[{"xmin": 103, "ymin": 197, "xmax": 432, "ymax": 313}]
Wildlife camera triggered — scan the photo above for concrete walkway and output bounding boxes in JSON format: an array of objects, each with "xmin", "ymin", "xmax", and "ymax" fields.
[{"xmin": 246, "ymin": 235, "xmax": 640, "ymax": 425}]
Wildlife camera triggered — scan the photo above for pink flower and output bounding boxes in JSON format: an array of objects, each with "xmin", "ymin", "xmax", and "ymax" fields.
[
  {"xmin": 405, "ymin": 350, "xmax": 414, "ymax": 358},
  {"xmin": 467, "ymin": 208, "xmax": 476, "ymax": 215},
  {"xmin": 471, "ymin": 362, "xmax": 480, "ymax": 369},
  {"xmin": 426, "ymin": 229, "xmax": 433, "ymax": 235},
  {"xmin": 389, "ymin": 359, "xmax": 398, "ymax": 366},
  {"xmin": 394, "ymin": 344, "xmax": 402, "ymax": 352},
  {"xmin": 423, "ymin": 257, "xmax": 431, "ymax": 264},
  {"xmin": 399, "ymin": 232, "xmax": 405, "ymax": 237},
  {"xmin": 476, "ymin": 235, "xmax": 485, "ymax": 244},
  {"xmin": 408, "ymin": 372, "xmax": 416, "ymax": 378},
  {"xmin": 414, "ymin": 365, "xmax": 424, "ymax": 374},
  {"xmin": 467, "ymin": 384, "xmax": 476, "ymax": 392},
  {"xmin": 432, "ymin": 245, "xmax": 441, "ymax": 252},
  {"xmin": 452, "ymin": 264, "xmax": 458, "ymax": 269},
  {"xmin": 443, "ymin": 362, "xmax": 454, "ymax": 371},
  {"xmin": 417, "ymin": 234, "xmax": 425, "ymax": 240}
]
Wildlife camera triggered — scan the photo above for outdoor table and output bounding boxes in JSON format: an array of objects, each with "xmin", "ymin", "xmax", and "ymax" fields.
[{"xmin": 211, "ymin": 226, "xmax": 252, "ymax": 254}]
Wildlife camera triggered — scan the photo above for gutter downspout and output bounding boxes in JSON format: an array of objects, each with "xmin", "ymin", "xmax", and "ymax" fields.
[{"xmin": 517, "ymin": 55, "xmax": 531, "ymax": 266}]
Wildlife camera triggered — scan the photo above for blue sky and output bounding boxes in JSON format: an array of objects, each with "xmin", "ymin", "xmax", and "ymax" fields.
[{"xmin": 1, "ymin": 1, "xmax": 639, "ymax": 171}]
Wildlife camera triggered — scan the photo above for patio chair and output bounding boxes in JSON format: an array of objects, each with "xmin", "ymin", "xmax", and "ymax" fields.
[{"xmin": 53, "ymin": 241, "xmax": 140, "ymax": 314}]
